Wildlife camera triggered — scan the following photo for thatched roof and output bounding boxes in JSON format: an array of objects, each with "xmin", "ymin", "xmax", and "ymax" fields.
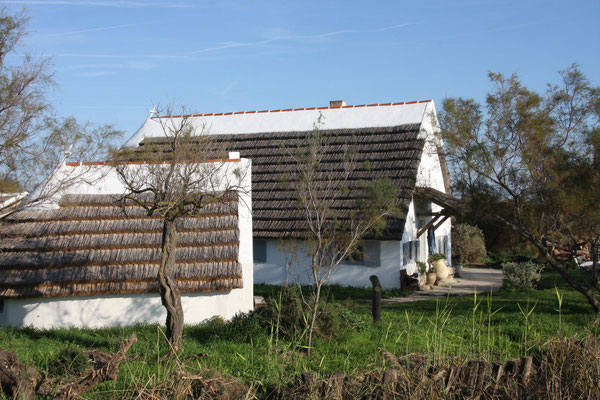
[
  {"xmin": 133, "ymin": 124, "xmax": 425, "ymax": 240},
  {"xmin": 0, "ymin": 193, "xmax": 242, "ymax": 299}
]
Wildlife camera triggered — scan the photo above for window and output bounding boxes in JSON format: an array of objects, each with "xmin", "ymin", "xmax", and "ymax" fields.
[
  {"xmin": 402, "ymin": 240, "xmax": 420, "ymax": 266},
  {"xmin": 344, "ymin": 243, "xmax": 365, "ymax": 265},
  {"xmin": 344, "ymin": 241, "xmax": 380, "ymax": 267},
  {"xmin": 253, "ymin": 239, "xmax": 267, "ymax": 263},
  {"xmin": 364, "ymin": 241, "xmax": 381, "ymax": 267},
  {"xmin": 413, "ymin": 240, "xmax": 421, "ymax": 262},
  {"xmin": 402, "ymin": 242, "xmax": 409, "ymax": 265},
  {"xmin": 436, "ymin": 235, "xmax": 449, "ymax": 259}
]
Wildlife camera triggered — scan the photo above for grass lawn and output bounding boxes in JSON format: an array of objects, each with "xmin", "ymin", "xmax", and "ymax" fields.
[{"xmin": 0, "ymin": 269, "xmax": 598, "ymax": 398}]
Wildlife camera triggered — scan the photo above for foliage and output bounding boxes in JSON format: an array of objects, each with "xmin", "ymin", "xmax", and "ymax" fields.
[
  {"xmin": 282, "ymin": 117, "xmax": 402, "ymax": 357},
  {"xmin": 438, "ymin": 64, "xmax": 600, "ymax": 312},
  {"xmin": 502, "ymin": 261, "xmax": 543, "ymax": 289},
  {"xmin": 452, "ymin": 223, "xmax": 487, "ymax": 265},
  {"xmin": 0, "ymin": 269, "xmax": 599, "ymax": 399},
  {"xmin": 428, "ymin": 253, "xmax": 446, "ymax": 262},
  {"xmin": 1, "ymin": 271, "xmax": 599, "ymax": 399},
  {"xmin": 484, "ymin": 246, "xmax": 537, "ymax": 265},
  {"xmin": 417, "ymin": 261, "xmax": 427, "ymax": 275},
  {"xmin": 262, "ymin": 284, "xmax": 342, "ymax": 341}
]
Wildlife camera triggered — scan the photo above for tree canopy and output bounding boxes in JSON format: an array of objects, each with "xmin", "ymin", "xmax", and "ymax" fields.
[
  {"xmin": 0, "ymin": 7, "xmax": 121, "ymax": 197},
  {"xmin": 438, "ymin": 65, "xmax": 600, "ymax": 312}
]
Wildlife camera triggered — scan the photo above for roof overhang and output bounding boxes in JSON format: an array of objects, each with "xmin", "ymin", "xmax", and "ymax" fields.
[{"xmin": 414, "ymin": 186, "xmax": 464, "ymax": 237}]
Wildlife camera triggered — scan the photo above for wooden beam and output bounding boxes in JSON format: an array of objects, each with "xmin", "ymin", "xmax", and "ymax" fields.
[
  {"xmin": 416, "ymin": 211, "xmax": 451, "ymax": 217},
  {"xmin": 417, "ymin": 214, "xmax": 442, "ymax": 238},
  {"xmin": 433, "ymin": 215, "xmax": 451, "ymax": 231},
  {"xmin": 415, "ymin": 212, "xmax": 440, "ymax": 217}
]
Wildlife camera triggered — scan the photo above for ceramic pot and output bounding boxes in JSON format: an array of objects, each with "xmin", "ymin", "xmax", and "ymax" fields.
[
  {"xmin": 426, "ymin": 272, "xmax": 437, "ymax": 286},
  {"xmin": 433, "ymin": 259, "xmax": 449, "ymax": 280}
]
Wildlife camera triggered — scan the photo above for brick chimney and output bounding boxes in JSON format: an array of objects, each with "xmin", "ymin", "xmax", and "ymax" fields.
[{"xmin": 329, "ymin": 100, "xmax": 347, "ymax": 108}]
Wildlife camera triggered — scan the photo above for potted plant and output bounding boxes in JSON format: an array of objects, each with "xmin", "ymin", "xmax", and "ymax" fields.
[
  {"xmin": 418, "ymin": 260, "xmax": 436, "ymax": 286},
  {"xmin": 428, "ymin": 253, "xmax": 449, "ymax": 281},
  {"xmin": 417, "ymin": 261, "xmax": 427, "ymax": 276}
]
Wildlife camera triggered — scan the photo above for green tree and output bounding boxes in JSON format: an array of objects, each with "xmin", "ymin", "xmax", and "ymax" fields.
[
  {"xmin": 438, "ymin": 65, "xmax": 600, "ymax": 312},
  {"xmin": 452, "ymin": 223, "xmax": 486, "ymax": 265}
]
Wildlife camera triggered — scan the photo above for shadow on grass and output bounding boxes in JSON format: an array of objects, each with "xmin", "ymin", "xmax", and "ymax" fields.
[
  {"xmin": 254, "ymin": 283, "xmax": 410, "ymax": 302},
  {"xmin": 3, "ymin": 324, "xmax": 159, "ymax": 354}
]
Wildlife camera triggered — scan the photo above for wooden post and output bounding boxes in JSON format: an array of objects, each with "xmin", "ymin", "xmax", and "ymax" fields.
[{"xmin": 370, "ymin": 275, "xmax": 381, "ymax": 323}]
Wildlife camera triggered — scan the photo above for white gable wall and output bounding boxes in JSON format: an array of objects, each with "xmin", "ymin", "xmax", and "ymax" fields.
[
  {"xmin": 411, "ymin": 103, "xmax": 452, "ymax": 265},
  {"xmin": 0, "ymin": 159, "xmax": 254, "ymax": 329},
  {"xmin": 123, "ymin": 102, "xmax": 431, "ymax": 147}
]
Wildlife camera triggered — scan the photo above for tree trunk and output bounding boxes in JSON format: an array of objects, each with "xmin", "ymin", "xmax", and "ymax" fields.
[
  {"xmin": 591, "ymin": 239, "xmax": 600, "ymax": 292},
  {"xmin": 307, "ymin": 284, "xmax": 321, "ymax": 359},
  {"xmin": 158, "ymin": 219, "xmax": 184, "ymax": 350},
  {"xmin": 535, "ymin": 242, "xmax": 600, "ymax": 314},
  {"xmin": 370, "ymin": 275, "xmax": 381, "ymax": 322}
]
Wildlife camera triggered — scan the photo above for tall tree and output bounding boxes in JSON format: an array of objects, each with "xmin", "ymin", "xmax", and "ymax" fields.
[
  {"xmin": 284, "ymin": 118, "xmax": 402, "ymax": 357},
  {"xmin": 115, "ymin": 109, "xmax": 248, "ymax": 350},
  {"xmin": 0, "ymin": 7, "xmax": 52, "ymax": 188},
  {"xmin": 438, "ymin": 65, "xmax": 600, "ymax": 312},
  {"xmin": 0, "ymin": 7, "xmax": 121, "ymax": 199}
]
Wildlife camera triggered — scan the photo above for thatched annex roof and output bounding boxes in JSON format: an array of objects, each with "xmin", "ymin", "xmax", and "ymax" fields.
[
  {"xmin": 132, "ymin": 124, "xmax": 425, "ymax": 240},
  {"xmin": 0, "ymin": 193, "xmax": 242, "ymax": 299}
]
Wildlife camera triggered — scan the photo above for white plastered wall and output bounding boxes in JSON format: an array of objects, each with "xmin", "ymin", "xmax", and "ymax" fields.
[
  {"xmin": 0, "ymin": 159, "xmax": 254, "ymax": 329},
  {"xmin": 411, "ymin": 102, "xmax": 452, "ymax": 264},
  {"xmin": 253, "ymin": 239, "xmax": 402, "ymax": 290}
]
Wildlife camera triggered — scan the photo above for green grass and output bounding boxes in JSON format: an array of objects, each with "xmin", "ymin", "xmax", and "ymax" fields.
[{"xmin": 0, "ymin": 270, "xmax": 598, "ymax": 398}]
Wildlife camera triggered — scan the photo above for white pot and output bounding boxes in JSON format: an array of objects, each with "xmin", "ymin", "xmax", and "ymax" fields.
[
  {"xmin": 426, "ymin": 272, "xmax": 438, "ymax": 286},
  {"xmin": 433, "ymin": 259, "xmax": 449, "ymax": 280}
]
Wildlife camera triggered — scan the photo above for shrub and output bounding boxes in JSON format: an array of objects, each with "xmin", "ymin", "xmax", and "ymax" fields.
[
  {"xmin": 502, "ymin": 261, "xmax": 542, "ymax": 289},
  {"xmin": 263, "ymin": 284, "xmax": 342, "ymax": 339},
  {"xmin": 484, "ymin": 246, "xmax": 537, "ymax": 264},
  {"xmin": 452, "ymin": 223, "xmax": 486, "ymax": 265},
  {"xmin": 428, "ymin": 253, "xmax": 446, "ymax": 262}
]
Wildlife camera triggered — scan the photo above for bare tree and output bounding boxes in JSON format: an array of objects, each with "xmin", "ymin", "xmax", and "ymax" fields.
[
  {"xmin": 114, "ymin": 108, "xmax": 248, "ymax": 350},
  {"xmin": 284, "ymin": 118, "xmax": 402, "ymax": 357},
  {"xmin": 0, "ymin": 7, "xmax": 52, "ymax": 189},
  {"xmin": 0, "ymin": 8, "xmax": 121, "ymax": 203}
]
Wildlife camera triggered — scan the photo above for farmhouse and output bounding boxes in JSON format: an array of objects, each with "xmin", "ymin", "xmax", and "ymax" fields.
[
  {"xmin": 0, "ymin": 158, "xmax": 253, "ymax": 328},
  {"xmin": 123, "ymin": 100, "xmax": 453, "ymax": 289}
]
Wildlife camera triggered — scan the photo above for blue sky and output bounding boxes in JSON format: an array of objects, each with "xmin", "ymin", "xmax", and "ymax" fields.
[{"xmin": 4, "ymin": 0, "xmax": 600, "ymax": 139}]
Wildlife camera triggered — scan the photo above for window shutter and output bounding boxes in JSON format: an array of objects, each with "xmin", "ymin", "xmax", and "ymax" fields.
[
  {"xmin": 253, "ymin": 239, "xmax": 267, "ymax": 263},
  {"xmin": 402, "ymin": 242, "xmax": 410, "ymax": 266},
  {"xmin": 364, "ymin": 241, "xmax": 381, "ymax": 267},
  {"xmin": 414, "ymin": 240, "xmax": 421, "ymax": 262}
]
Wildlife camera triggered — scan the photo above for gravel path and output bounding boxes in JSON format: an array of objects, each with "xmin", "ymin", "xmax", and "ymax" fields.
[{"xmin": 384, "ymin": 267, "xmax": 504, "ymax": 303}]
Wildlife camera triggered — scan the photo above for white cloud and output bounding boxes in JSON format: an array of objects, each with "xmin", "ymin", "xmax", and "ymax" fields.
[
  {"xmin": 41, "ymin": 23, "xmax": 136, "ymax": 37},
  {"xmin": 190, "ymin": 24, "xmax": 420, "ymax": 54}
]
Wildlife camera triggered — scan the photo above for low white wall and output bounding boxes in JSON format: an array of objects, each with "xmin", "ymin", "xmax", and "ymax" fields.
[
  {"xmin": 0, "ymin": 159, "xmax": 255, "ymax": 329},
  {"xmin": 0, "ymin": 289, "xmax": 250, "ymax": 329}
]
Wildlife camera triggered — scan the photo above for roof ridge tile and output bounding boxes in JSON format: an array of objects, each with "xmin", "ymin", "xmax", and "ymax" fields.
[{"xmin": 152, "ymin": 100, "xmax": 432, "ymax": 119}]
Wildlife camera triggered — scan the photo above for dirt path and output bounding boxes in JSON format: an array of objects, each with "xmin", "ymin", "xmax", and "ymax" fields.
[{"xmin": 384, "ymin": 267, "xmax": 503, "ymax": 303}]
